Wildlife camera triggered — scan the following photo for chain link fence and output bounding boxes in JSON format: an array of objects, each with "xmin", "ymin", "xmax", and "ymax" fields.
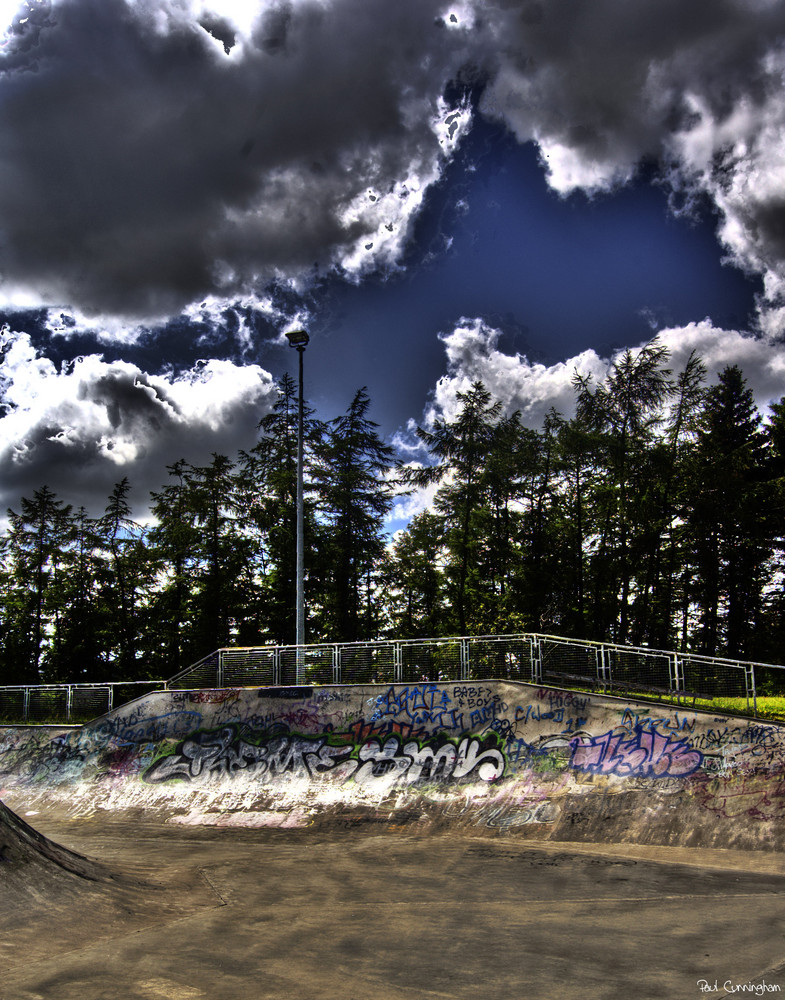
[{"xmin": 2, "ymin": 632, "xmax": 783, "ymax": 723}]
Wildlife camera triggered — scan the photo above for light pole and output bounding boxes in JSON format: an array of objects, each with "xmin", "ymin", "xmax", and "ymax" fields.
[{"xmin": 285, "ymin": 328, "xmax": 309, "ymax": 684}]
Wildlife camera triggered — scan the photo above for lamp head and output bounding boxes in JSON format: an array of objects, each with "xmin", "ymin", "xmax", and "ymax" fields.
[{"xmin": 285, "ymin": 329, "xmax": 310, "ymax": 349}]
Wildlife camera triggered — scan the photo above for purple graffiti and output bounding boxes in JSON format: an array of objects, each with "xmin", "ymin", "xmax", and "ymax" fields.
[{"xmin": 568, "ymin": 725, "xmax": 702, "ymax": 779}]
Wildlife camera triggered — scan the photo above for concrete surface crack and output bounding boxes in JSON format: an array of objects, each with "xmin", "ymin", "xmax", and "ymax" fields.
[{"xmin": 197, "ymin": 866, "xmax": 228, "ymax": 906}]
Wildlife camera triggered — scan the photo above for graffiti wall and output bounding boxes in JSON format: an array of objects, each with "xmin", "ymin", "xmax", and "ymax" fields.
[{"xmin": 1, "ymin": 682, "xmax": 784, "ymax": 849}]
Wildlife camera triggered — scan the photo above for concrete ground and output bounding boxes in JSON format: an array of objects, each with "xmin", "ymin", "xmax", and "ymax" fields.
[{"xmin": 2, "ymin": 808, "xmax": 785, "ymax": 1000}]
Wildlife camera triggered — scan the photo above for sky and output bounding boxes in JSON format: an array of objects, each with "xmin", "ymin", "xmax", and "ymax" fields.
[{"xmin": 2, "ymin": 0, "xmax": 785, "ymax": 531}]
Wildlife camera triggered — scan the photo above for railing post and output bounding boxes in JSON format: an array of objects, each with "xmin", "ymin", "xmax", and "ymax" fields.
[
  {"xmin": 273, "ymin": 646, "xmax": 281, "ymax": 687},
  {"xmin": 460, "ymin": 638, "xmax": 470, "ymax": 681},
  {"xmin": 530, "ymin": 637, "xmax": 543, "ymax": 685},
  {"xmin": 394, "ymin": 642, "xmax": 403, "ymax": 684},
  {"xmin": 595, "ymin": 646, "xmax": 610, "ymax": 692},
  {"xmin": 670, "ymin": 654, "xmax": 681, "ymax": 702},
  {"xmin": 66, "ymin": 685, "xmax": 73, "ymax": 722},
  {"xmin": 23, "ymin": 687, "xmax": 30, "ymax": 723},
  {"xmin": 333, "ymin": 645, "xmax": 340, "ymax": 685},
  {"xmin": 217, "ymin": 649, "xmax": 224, "ymax": 689},
  {"xmin": 108, "ymin": 685, "xmax": 114, "ymax": 714},
  {"xmin": 744, "ymin": 662, "xmax": 757, "ymax": 717}
]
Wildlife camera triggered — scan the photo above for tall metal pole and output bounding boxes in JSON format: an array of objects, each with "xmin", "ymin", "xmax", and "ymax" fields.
[
  {"xmin": 285, "ymin": 329, "xmax": 309, "ymax": 685},
  {"xmin": 295, "ymin": 341, "xmax": 306, "ymax": 683}
]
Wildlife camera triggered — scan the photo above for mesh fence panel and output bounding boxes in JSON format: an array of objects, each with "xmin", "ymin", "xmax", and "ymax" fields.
[
  {"xmin": 27, "ymin": 689, "xmax": 68, "ymax": 722},
  {"xmin": 401, "ymin": 643, "xmax": 434, "ymax": 682},
  {"xmin": 681, "ymin": 656, "xmax": 747, "ymax": 700},
  {"xmin": 0, "ymin": 690, "xmax": 25, "ymax": 722},
  {"xmin": 540, "ymin": 640, "xmax": 598, "ymax": 690},
  {"xmin": 278, "ymin": 647, "xmax": 335, "ymax": 686},
  {"xmin": 168, "ymin": 652, "xmax": 220, "ymax": 690},
  {"xmin": 415, "ymin": 641, "xmax": 461, "ymax": 681},
  {"xmin": 222, "ymin": 649, "xmax": 278, "ymax": 687},
  {"xmin": 340, "ymin": 645, "xmax": 396, "ymax": 684},
  {"xmin": 468, "ymin": 638, "xmax": 529, "ymax": 681},
  {"xmin": 70, "ymin": 688, "xmax": 111, "ymax": 722},
  {"xmin": 607, "ymin": 649, "xmax": 672, "ymax": 696}
]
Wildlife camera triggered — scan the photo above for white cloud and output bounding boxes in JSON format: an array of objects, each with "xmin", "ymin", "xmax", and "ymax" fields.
[
  {"xmin": 424, "ymin": 318, "xmax": 609, "ymax": 427},
  {"xmin": 422, "ymin": 317, "xmax": 785, "ymax": 432},
  {"xmin": 656, "ymin": 320, "xmax": 785, "ymax": 412},
  {"xmin": 0, "ymin": 328, "xmax": 278, "ymax": 516},
  {"xmin": 475, "ymin": 0, "xmax": 785, "ymax": 334}
]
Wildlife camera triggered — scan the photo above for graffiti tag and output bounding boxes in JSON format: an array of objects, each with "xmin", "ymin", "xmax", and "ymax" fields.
[
  {"xmin": 569, "ymin": 725, "xmax": 702, "ymax": 779},
  {"xmin": 142, "ymin": 727, "xmax": 505, "ymax": 787}
]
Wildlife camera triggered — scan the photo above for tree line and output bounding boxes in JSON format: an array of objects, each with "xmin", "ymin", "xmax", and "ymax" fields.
[{"xmin": 2, "ymin": 343, "xmax": 784, "ymax": 685}]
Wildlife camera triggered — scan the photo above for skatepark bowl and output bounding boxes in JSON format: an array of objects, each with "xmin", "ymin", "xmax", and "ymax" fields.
[{"xmin": 1, "ymin": 679, "xmax": 785, "ymax": 1000}]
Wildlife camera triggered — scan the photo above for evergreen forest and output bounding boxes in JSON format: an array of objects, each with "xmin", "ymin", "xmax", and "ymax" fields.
[{"xmin": 2, "ymin": 342, "xmax": 785, "ymax": 685}]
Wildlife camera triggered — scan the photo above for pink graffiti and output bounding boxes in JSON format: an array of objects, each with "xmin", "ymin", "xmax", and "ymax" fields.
[{"xmin": 569, "ymin": 725, "xmax": 702, "ymax": 779}]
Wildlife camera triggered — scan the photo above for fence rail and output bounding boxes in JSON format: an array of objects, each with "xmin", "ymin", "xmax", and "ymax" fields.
[
  {"xmin": 0, "ymin": 681, "xmax": 167, "ymax": 724},
  {"xmin": 2, "ymin": 632, "xmax": 784, "ymax": 723}
]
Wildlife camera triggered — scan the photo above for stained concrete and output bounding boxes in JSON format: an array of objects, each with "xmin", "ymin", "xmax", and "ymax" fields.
[
  {"xmin": 3, "ymin": 681, "xmax": 785, "ymax": 851},
  {"xmin": 1, "ymin": 804, "xmax": 785, "ymax": 1000}
]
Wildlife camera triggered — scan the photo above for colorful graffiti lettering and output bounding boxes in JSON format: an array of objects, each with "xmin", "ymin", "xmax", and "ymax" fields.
[
  {"xmin": 569, "ymin": 725, "xmax": 702, "ymax": 779},
  {"xmin": 144, "ymin": 728, "xmax": 351, "ymax": 784},
  {"xmin": 142, "ymin": 727, "xmax": 505, "ymax": 787},
  {"xmin": 355, "ymin": 735, "xmax": 504, "ymax": 784},
  {"xmin": 371, "ymin": 685, "xmax": 463, "ymax": 731}
]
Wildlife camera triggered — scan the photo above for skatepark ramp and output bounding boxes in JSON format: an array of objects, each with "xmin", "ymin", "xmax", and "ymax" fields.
[{"xmin": 1, "ymin": 679, "xmax": 784, "ymax": 850}]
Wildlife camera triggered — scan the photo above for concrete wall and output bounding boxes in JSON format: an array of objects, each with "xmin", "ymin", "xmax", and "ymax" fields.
[{"xmin": 1, "ymin": 681, "xmax": 784, "ymax": 849}]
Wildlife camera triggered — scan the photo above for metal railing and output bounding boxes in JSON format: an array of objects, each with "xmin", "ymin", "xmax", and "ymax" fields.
[
  {"xmin": 2, "ymin": 632, "xmax": 784, "ymax": 724},
  {"xmin": 0, "ymin": 680, "xmax": 166, "ymax": 724},
  {"xmin": 166, "ymin": 633, "xmax": 785, "ymax": 716}
]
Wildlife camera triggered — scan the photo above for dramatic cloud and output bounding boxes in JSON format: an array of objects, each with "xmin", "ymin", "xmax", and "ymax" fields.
[
  {"xmin": 424, "ymin": 318, "xmax": 608, "ymax": 427},
  {"xmin": 3, "ymin": 0, "xmax": 785, "ymax": 330},
  {"xmin": 0, "ymin": 327, "xmax": 277, "ymax": 516},
  {"xmin": 478, "ymin": 0, "xmax": 785, "ymax": 328},
  {"xmin": 0, "ymin": 0, "xmax": 471, "ymax": 321}
]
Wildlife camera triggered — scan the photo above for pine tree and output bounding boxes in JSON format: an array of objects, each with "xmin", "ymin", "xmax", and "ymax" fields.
[
  {"xmin": 572, "ymin": 342, "xmax": 675, "ymax": 642},
  {"xmin": 312, "ymin": 388, "xmax": 394, "ymax": 642},
  {"xmin": 683, "ymin": 365, "xmax": 770, "ymax": 657},
  {"xmin": 4, "ymin": 486, "xmax": 73, "ymax": 680},
  {"xmin": 146, "ymin": 460, "xmax": 203, "ymax": 673},
  {"xmin": 96, "ymin": 478, "xmax": 151, "ymax": 678},
  {"xmin": 401, "ymin": 381, "xmax": 503, "ymax": 635},
  {"xmin": 47, "ymin": 507, "xmax": 108, "ymax": 682},
  {"xmin": 382, "ymin": 511, "xmax": 445, "ymax": 638}
]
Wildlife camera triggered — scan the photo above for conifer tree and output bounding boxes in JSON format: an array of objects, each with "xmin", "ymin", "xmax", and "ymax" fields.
[{"xmin": 312, "ymin": 388, "xmax": 394, "ymax": 641}]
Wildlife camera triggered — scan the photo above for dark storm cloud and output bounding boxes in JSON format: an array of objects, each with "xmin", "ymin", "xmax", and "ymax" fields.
[
  {"xmin": 0, "ymin": 0, "xmax": 473, "ymax": 319},
  {"xmin": 3, "ymin": 0, "xmax": 785, "ymax": 327}
]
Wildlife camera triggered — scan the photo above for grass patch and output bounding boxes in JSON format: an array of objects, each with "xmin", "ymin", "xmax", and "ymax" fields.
[{"xmin": 691, "ymin": 695, "xmax": 785, "ymax": 723}]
